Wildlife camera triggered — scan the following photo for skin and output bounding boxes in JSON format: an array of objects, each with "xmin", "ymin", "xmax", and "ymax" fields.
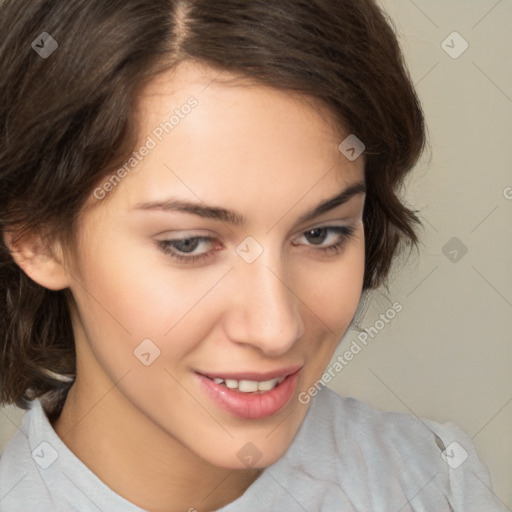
[{"xmin": 8, "ymin": 61, "xmax": 366, "ymax": 511}]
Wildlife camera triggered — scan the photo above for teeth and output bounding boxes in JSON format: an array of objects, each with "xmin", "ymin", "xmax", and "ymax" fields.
[
  {"xmin": 239, "ymin": 380, "xmax": 259, "ymax": 392},
  {"xmin": 209, "ymin": 376, "xmax": 286, "ymax": 393},
  {"xmin": 224, "ymin": 379, "xmax": 238, "ymax": 389}
]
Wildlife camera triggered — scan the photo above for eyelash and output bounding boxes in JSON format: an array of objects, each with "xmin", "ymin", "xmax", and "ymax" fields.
[{"xmin": 157, "ymin": 226, "xmax": 357, "ymax": 264}]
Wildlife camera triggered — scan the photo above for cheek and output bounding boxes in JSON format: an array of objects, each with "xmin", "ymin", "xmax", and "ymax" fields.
[
  {"xmin": 68, "ymin": 237, "xmax": 229, "ymax": 369},
  {"xmin": 298, "ymin": 236, "xmax": 365, "ymax": 337},
  {"xmin": 72, "ymin": 229, "xmax": 178, "ymax": 328}
]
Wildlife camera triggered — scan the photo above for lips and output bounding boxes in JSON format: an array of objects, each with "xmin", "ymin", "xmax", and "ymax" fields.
[{"xmin": 196, "ymin": 365, "xmax": 302, "ymax": 420}]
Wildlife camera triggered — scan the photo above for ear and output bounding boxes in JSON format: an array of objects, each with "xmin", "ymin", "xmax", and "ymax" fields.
[{"xmin": 3, "ymin": 229, "xmax": 71, "ymax": 291}]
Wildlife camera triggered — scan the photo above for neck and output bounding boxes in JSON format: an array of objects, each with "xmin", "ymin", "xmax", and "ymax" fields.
[{"xmin": 52, "ymin": 380, "xmax": 262, "ymax": 512}]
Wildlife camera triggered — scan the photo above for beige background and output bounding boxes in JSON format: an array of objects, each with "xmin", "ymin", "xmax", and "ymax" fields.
[{"xmin": 1, "ymin": 0, "xmax": 511, "ymax": 508}]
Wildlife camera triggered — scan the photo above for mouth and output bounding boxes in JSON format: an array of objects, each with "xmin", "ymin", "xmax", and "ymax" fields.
[{"xmin": 196, "ymin": 366, "xmax": 302, "ymax": 420}]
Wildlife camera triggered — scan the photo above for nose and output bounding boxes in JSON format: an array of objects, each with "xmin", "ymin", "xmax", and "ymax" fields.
[{"xmin": 223, "ymin": 254, "xmax": 305, "ymax": 357}]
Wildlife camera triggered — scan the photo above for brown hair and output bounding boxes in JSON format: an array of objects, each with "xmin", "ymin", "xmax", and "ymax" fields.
[{"xmin": 0, "ymin": 0, "xmax": 425, "ymax": 414}]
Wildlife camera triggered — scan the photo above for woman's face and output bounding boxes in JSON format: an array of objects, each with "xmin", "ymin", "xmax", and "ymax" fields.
[{"xmin": 65, "ymin": 61, "xmax": 366, "ymax": 469}]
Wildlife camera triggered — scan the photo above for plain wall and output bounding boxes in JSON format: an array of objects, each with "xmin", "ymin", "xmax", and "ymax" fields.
[{"xmin": 1, "ymin": 0, "xmax": 511, "ymax": 508}]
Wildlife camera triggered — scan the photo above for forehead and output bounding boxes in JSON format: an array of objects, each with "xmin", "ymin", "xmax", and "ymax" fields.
[{"xmin": 87, "ymin": 61, "xmax": 364, "ymax": 220}]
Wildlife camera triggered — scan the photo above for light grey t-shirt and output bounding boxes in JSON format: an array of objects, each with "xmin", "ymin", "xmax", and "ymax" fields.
[{"xmin": 0, "ymin": 387, "xmax": 506, "ymax": 511}]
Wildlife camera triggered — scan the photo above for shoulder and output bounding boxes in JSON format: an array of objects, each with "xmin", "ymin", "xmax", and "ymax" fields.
[
  {"xmin": 0, "ymin": 401, "xmax": 55, "ymax": 511},
  {"xmin": 309, "ymin": 387, "xmax": 451, "ymax": 465},
  {"xmin": 290, "ymin": 388, "xmax": 449, "ymax": 482},
  {"xmin": 271, "ymin": 387, "xmax": 506, "ymax": 511},
  {"xmin": 0, "ymin": 399, "xmax": 144, "ymax": 512}
]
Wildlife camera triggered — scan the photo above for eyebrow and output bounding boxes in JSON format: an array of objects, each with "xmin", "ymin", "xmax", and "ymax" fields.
[{"xmin": 133, "ymin": 181, "xmax": 366, "ymax": 226}]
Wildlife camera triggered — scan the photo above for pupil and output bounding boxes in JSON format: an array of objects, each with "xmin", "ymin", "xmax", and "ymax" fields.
[
  {"xmin": 305, "ymin": 228, "xmax": 327, "ymax": 245},
  {"xmin": 175, "ymin": 238, "xmax": 199, "ymax": 253}
]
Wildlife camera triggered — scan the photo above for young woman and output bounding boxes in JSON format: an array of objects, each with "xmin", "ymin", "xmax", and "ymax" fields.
[{"xmin": 0, "ymin": 0, "xmax": 505, "ymax": 511}]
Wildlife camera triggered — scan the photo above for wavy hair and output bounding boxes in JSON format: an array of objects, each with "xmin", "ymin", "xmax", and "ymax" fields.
[{"xmin": 0, "ymin": 0, "xmax": 425, "ymax": 416}]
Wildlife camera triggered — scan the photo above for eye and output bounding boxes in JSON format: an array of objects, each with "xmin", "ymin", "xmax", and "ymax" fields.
[
  {"xmin": 293, "ymin": 225, "xmax": 356, "ymax": 255},
  {"xmin": 156, "ymin": 225, "xmax": 357, "ymax": 265},
  {"xmin": 157, "ymin": 236, "xmax": 219, "ymax": 263}
]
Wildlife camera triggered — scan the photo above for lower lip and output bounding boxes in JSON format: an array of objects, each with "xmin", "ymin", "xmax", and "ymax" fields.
[{"xmin": 197, "ymin": 371, "xmax": 300, "ymax": 420}]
